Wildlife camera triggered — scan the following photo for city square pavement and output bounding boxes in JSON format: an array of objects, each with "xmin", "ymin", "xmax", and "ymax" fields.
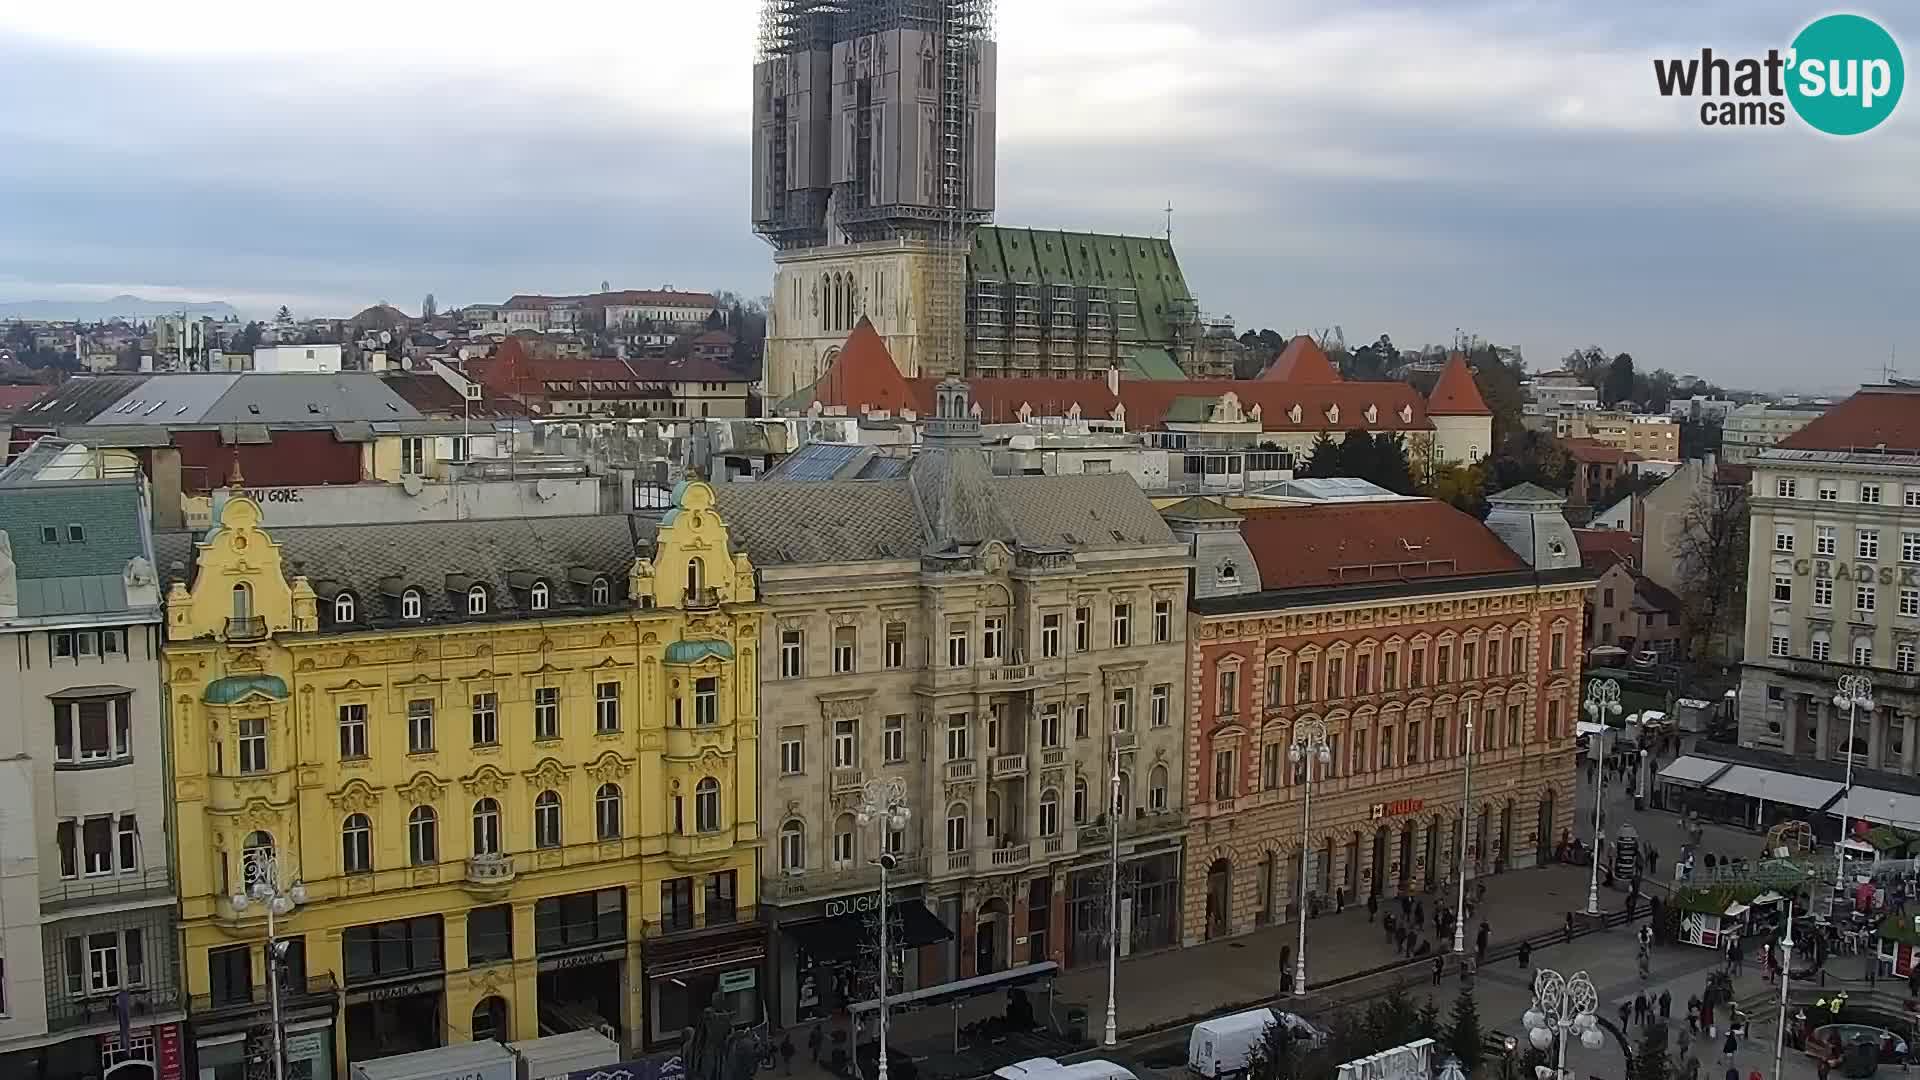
[{"xmin": 775, "ymin": 736, "xmax": 1867, "ymax": 1080}]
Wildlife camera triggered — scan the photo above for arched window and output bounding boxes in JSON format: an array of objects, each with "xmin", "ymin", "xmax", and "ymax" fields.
[
  {"xmin": 595, "ymin": 783, "xmax": 622, "ymax": 840},
  {"xmin": 695, "ymin": 778, "xmax": 721, "ymax": 833},
  {"xmin": 1150, "ymin": 764, "xmax": 1170, "ymax": 812},
  {"xmin": 832, "ymin": 813, "xmax": 855, "ymax": 867},
  {"xmin": 779, "ymin": 819, "xmax": 805, "ymax": 872},
  {"xmin": 334, "ymin": 592, "xmax": 355, "ymax": 624},
  {"xmin": 472, "ymin": 996, "xmax": 508, "ymax": 1042},
  {"xmin": 1073, "ymin": 778, "xmax": 1088, "ymax": 824},
  {"xmin": 591, "ymin": 577, "xmax": 610, "ymax": 605},
  {"xmin": 945, "ymin": 803, "xmax": 969, "ymax": 852},
  {"xmin": 1038, "ymin": 788, "xmax": 1060, "ymax": 837},
  {"xmin": 401, "ymin": 588, "xmax": 422, "ymax": 620},
  {"xmin": 686, "ymin": 558, "xmax": 704, "ymax": 598},
  {"xmin": 472, "ymin": 799, "xmax": 501, "ymax": 856},
  {"xmin": 530, "ymin": 582, "xmax": 549, "ymax": 612},
  {"xmin": 1853, "ymin": 635, "xmax": 1874, "ymax": 667},
  {"xmin": 341, "ymin": 814, "xmax": 372, "ymax": 873},
  {"xmin": 467, "ymin": 585, "xmax": 489, "ymax": 615},
  {"xmin": 241, "ymin": 830, "xmax": 274, "ymax": 883},
  {"xmin": 533, "ymin": 791, "xmax": 562, "ymax": 848},
  {"xmin": 231, "ymin": 581, "xmax": 253, "ymax": 620},
  {"xmin": 408, "ymin": 806, "xmax": 438, "ymax": 865}
]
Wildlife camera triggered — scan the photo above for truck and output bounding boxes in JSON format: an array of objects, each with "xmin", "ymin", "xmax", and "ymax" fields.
[{"xmin": 509, "ymin": 1030, "xmax": 621, "ymax": 1080}]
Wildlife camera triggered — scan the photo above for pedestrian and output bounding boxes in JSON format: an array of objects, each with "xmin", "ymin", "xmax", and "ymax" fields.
[
  {"xmin": 1706, "ymin": 852, "xmax": 1717, "ymax": 872},
  {"xmin": 1909, "ymin": 964, "xmax": 1919, "ymax": 998},
  {"xmin": 1661, "ymin": 989, "xmax": 1672, "ymax": 1022},
  {"xmin": 1565, "ymin": 911, "xmax": 1576, "ymax": 944},
  {"xmin": 1368, "ymin": 893, "xmax": 1378, "ymax": 923},
  {"xmin": 1433, "ymin": 953, "xmax": 1444, "ymax": 987},
  {"xmin": 1635, "ymin": 992, "xmax": 1649, "ymax": 1027},
  {"xmin": 1336, "ymin": 887, "xmax": 1346, "ymax": 914},
  {"xmin": 1476, "ymin": 920, "xmax": 1490, "ymax": 964},
  {"xmin": 1687, "ymin": 995, "xmax": 1701, "ymax": 1036},
  {"xmin": 808, "ymin": 1023, "xmax": 823, "ymax": 1065},
  {"xmin": 1620, "ymin": 1000, "xmax": 1633, "ymax": 1032},
  {"xmin": 1650, "ymin": 848, "xmax": 1661, "ymax": 876},
  {"xmin": 779, "ymin": 1033, "xmax": 796, "ymax": 1075},
  {"xmin": 1279, "ymin": 943, "xmax": 1292, "ymax": 981},
  {"xmin": 1402, "ymin": 894, "xmax": 1413, "ymax": 918},
  {"xmin": 1384, "ymin": 912, "xmax": 1397, "ymax": 940},
  {"xmin": 1415, "ymin": 899, "xmax": 1425, "ymax": 929},
  {"xmin": 1519, "ymin": 940, "xmax": 1532, "ymax": 969},
  {"xmin": 1722, "ymin": 1029, "xmax": 1738, "ymax": 1064}
]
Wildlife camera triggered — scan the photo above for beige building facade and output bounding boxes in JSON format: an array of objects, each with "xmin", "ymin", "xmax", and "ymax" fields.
[{"xmin": 715, "ymin": 380, "xmax": 1190, "ymax": 1027}]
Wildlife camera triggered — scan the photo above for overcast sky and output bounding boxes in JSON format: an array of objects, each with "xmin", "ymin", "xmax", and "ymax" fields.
[{"xmin": 2, "ymin": 0, "xmax": 1915, "ymax": 390}]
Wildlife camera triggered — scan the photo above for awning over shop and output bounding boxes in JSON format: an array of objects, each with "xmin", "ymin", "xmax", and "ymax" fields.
[
  {"xmin": 1657, "ymin": 755, "xmax": 1732, "ymax": 789},
  {"xmin": 1705, "ymin": 764, "xmax": 1843, "ymax": 811},
  {"xmin": 1842, "ymin": 786, "xmax": 1920, "ymax": 830},
  {"xmin": 782, "ymin": 902, "xmax": 953, "ymax": 963}
]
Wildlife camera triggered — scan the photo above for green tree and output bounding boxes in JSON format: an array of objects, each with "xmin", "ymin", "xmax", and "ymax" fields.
[
  {"xmin": 1426, "ymin": 463, "xmax": 1489, "ymax": 518},
  {"xmin": 1630, "ymin": 1019, "xmax": 1671, "ymax": 1080},
  {"xmin": 1245, "ymin": 1018, "xmax": 1301, "ymax": 1080},
  {"xmin": 1603, "ymin": 353, "xmax": 1637, "ymax": 406},
  {"xmin": 1417, "ymin": 996, "xmax": 1442, "ymax": 1042},
  {"xmin": 234, "ymin": 321, "xmax": 265, "ymax": 352},
  {"xmin": 1366, "ymin": 982, "xmax": 1422, "ymax": 1049},
  {"xmin": 1304, "ymin": 432, "xmax": 1341, "ymax": 477},
  {"xmin": 1338, "ymin": 430, "xmax": 1415, "ymax": 494},
  {"xmin": 1445, "ymin": 988, "xmax": 1484, "ymax": 1074}
]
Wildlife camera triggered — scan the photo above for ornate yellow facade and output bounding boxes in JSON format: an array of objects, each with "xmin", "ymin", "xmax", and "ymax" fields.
[{"xmin": 163, "ymin": 484, "xmax": 763, "ymax": 1077}]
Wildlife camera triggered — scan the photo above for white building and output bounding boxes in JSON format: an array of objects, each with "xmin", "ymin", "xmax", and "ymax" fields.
[
  {"xmin": 251, "ymin": 343, "xmax": 342, "ymax": 373},
  {"xmin": 1738, "ymin": 384, "xmax": 1920, "ymax": 772},
  {"xmin": 1523, "ymin": 371, "xmax": 1600, "ymax": 412},
  {"xmin": 1723, "ymin": 400, "xmax": 1833, "ymax": 464}
]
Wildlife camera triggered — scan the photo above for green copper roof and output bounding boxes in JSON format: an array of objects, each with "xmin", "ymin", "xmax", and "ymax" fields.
[
  {"xmin": 1121, "ymin": 346, "xmax": 1187, "ymax": 381},
  {"xmin": 663, "ymin": 640, "xmax": 733, "ymax": 664},
  {"xmin": 970, "ymin": 227, "xmax": 1196, "ymax": 343},
  {"xmin": 204, "ymin": 675, "xmax": 290, "ymax": 704}
]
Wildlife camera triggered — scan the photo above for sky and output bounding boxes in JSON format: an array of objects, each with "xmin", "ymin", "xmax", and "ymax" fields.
[{"xmin": 1, "ymin": 0, "xmax": 1916, "ymax": 391}]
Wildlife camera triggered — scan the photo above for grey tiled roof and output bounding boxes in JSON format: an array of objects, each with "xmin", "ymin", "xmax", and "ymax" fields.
[
  {"xmin": 159, "ymin": 514, "xmax": 656, "ymax": 632},
  {"xmin": 712, "ymin": 470, "xmax": 1176, "ymax": 568},
  {"xmin": 0, "ymin": 479, "xmax": 150, "ymax": 618}
]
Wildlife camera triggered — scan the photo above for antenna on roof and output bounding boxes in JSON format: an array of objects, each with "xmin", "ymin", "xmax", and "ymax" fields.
[{"xmin": 1163, "ymin": 200, "xmax": 1173, "ymax": 243}]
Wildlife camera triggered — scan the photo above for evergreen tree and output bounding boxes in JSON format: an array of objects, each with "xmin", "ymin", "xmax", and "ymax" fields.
[
  {"xmin": 1366, "ymin": 982, "xmax": 1422, "ymax": 1049},
  {"xmin": 1630, "ymin": 1020, "xmax": 1670, "ymax": 1080},
  {"xmin": 1416, "ymin": 996, "xmax": 1442, "ymax": 1042},
  {"xmin": 1304, "ymin": 431, "xmax": 1341, "ymax": 477},
  {"xmin": 1245, "ymin": 1018, "xmax": 1298, "ymax": 1080},
  {"xmin": 1445, "ymin": 988, "xmax": 1484, "ymax": 1074},
  {"xmin": 1603, "ymin": 352, "xmax": 1637, "ymax": 406}
]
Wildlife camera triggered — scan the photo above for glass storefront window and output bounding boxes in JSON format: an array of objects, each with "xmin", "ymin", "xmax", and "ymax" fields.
[
  {"xmin": 653, "ymin": 967, "xmax": 759, "ymax": 1044},
  {"xmin": 536, "ymin": 888, "xmax": 625, "ymax": 953}
]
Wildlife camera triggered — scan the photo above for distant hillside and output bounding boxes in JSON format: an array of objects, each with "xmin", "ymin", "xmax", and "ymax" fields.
[{"xmin": 0, "ymin": 294, "xmax": 241, "ymax": 321}]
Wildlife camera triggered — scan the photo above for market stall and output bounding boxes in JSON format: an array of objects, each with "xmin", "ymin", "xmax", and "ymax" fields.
[{"xmin": 1673, "ymin": 885, "xmax": 1791, "ymax": 950}]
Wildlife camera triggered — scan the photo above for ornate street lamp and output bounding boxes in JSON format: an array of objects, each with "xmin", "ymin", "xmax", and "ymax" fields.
[
  {"xmin": 1832, "ymin": 673, "xmax": 1875, "ymax": 912},
  {"xmin": 1582, "ymin": 679, "xmax": 1622, "ymax": 916},
  {"xmin": 1288, "ymin": 718, "xmax": 1331, "ymax": 996},
  {"xmin": 1522, "ymin": 967, "xmax": 1602, "ymax": 1080},
  {"xmin": 855, "ymin": 778, "xmax": 912, "ymax": 1080},
  {"xmin": 1453, "ymin": 709, "xmax": 1476, "ymax": 955},
  {"xmin": 229, "ymin": 850, "xmax": 307, "ymax": 1080},
  {"xmin": 1104, "ymin": 739, "xmax": 1122, "ymax": 1046}
]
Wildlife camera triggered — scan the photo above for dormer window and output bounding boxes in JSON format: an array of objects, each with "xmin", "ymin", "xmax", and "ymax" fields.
[
  {"xmin": 591, "ymin": 578, "xmax": 610, "ymax": 605},
  {"xmin": 530, "ymin": 582, "xmax": 550, "ymax": 611},
  {"xmin": 467, "ymin": 585, "xmax": 489, "ymax": 615},
  {"xmin": 401, "ymin": 589, "xmax": 423, "ymax": 620},
  {"xmin": 1219, "ymin": 561, "xmax": 1238, "ymax": 584},
  {"xmin": 334, "ymin": 593, "xmax": 356, "ymax": 624}
]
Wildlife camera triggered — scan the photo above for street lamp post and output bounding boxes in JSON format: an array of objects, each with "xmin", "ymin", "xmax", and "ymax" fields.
[
  {"xmin": 1832, "ymin": 674, "xmax": 1875, "ymax": 913},
  {"xmin": 1583, "ymin": 679, "xmax": 1622, "ymax": 916},
  {"xmin": 1522, "ymin": 967, "xmax": 1603, "ymax": 1080},
  {"xmin": 1453, "ymin": 711, "xmax": 1475, "ymax": 955},
  {"xmin": 1288, "ymin": 718, "xmax": 1332, "ymax": 996},
  {"xmin": 229, "ymin": 851, "xmax": 306, "ymax": 1080},
  {"xmin": 1104, "ymin": 739, "xmax": 1122, "ymax": 1046},
  {"xmin": 855, "ymin": 778, "xmax": 912, "ymax": 1080},
  {"xmin": 1773, "ymin": 892, "xmax": 1801, "ymax": 1080}
]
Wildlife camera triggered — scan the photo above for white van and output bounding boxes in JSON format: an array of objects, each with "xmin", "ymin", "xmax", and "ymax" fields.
[
  {"xmin": 1047, "ymin": 1060, "xmax": 1137, "ymax": 1080},
  {"xmin": 995, "ymin": 1059, "xmax": 1062, "ymax": 1080},
  {"xmin": 1188, "ymin": 1009, "xmax": 1325, "ymax": 1079}
]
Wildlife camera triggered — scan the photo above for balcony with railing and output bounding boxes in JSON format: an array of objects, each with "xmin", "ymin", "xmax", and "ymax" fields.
[
  {"xmin": 944, "ymin": 759, "xmax": 977, "ymax": 782},
  {"xmin": 831, "ymin": 768, "xmax": 865, "ymax": 794},
  {"xmin": 945, "ymin": 851, "xmax": 973, "ymax": 873},
  {"xmin": 40, "ymin": 866, "xmax": 174, "ymax": 913},
  {"xmin": 989, "ymin": 843, "xmax": 1031, "ymax": 869},
  {"xmin": 990, "ymin": 753, "xmax": 1027, "ymax": 779},
  {"xmin": 224, "ymin": 616, "xmax": 267, "ymax": 641},
  {"xmin": 49, "ymin": 985, "xmax": 187, "ymax": 1033},
  {"xmin": 464, "ymin": 853, "xmax": 516, "ymax": 893},
  {"xmin": 765, "ymin": 853, "xmax": 928, "ymax": 900},
  {"xmin": 1077, "ymin": 805, "xmax": 1189, "ymax": 848},
  {"xmin": 684, "ymin": 586, "xmax": 720, "ymax": 609}
]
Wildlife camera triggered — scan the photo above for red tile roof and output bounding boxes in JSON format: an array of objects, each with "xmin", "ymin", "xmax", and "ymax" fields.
[
  {"xmin": 378, "ymin": 372, "xmax": 530, "ymax": 418},
  {"xmin": 1237, "ymin": 500, "xmax": 1529, "ymax": 590},
  {"xmin": 1426, "ymin": 353, "xmax": 1492, "ymax": 416},
  {"xmin": 1259, "ymin": 335, "xmax": 1342, "ymax": 383},
  {"xmin": 474, "ymin": 339, "xmax": 745, "ymax": 402},
  {"xmin": 1564, "ymin": 438, "xmax": 1637, "ymax": 465},
  {"xmin": 1776, "ymin": 385, "xmax": 1920, "ymax": 453},
  {"xmin": 0, "ymin": 383, "xmax": 52, "ymax": 411},
  {"xmin": 813, "ymin": 319, "xmax": 918, "ymax": 414},
  {"xmin": 503, "ymin": 289, "xmax": 721, "ymax": 310},
  {"xmin": 1573, "ymin": 528, "xmax": 1638, "ymax": 571}
]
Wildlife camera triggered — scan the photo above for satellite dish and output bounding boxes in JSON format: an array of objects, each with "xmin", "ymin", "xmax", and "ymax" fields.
[
  {"xmin": 401, "ymin": 473, "xmax": 424, "ymax": 497},
  {"xmin": 458, "ymin": 347, "xmax": 471, "ymax": 362}
]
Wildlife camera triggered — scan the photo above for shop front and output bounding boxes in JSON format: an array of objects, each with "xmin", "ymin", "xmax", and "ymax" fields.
[
  {"xmin": 190, "ymin": 971, "xmax": 337, "ymax": 1080},
  {"xmin": 534, "ymin": 887, "xmax": 631, "ymax": 1045},
  {"xmin": 769, "ymin": 886, "xmax": 951, "ymax": 1029},
  {"xmin": 643, "ymin": 924, "xmax": 767, "ymax": 1050},
  {"xmin": 1064, "ymin": 849, "xmax": 1182, "ymax": 969},
  {"xmin": 341, "ymin": 914, "xmax": 447, "ymax": 1067}
]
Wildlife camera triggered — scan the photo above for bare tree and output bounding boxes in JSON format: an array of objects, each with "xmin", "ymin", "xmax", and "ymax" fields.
[{"xmin": 1670, "ymin": 482, "xmax": 1748, "ymax": 661}]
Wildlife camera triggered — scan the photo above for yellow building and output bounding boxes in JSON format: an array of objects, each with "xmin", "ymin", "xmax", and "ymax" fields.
[{"xmin": 160, "ymin": 483, "xmax": 764, "ymax": 1079}]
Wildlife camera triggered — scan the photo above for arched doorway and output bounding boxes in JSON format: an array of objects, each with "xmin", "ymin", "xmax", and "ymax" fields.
[
  {"xmin": 1205, "ymin": 858, "xmax": 1232, "ymax": 939},
  {"xmin": 472, "ymin": 995, "xmax": 508, "ymax": 1042},
  {"xmin": 105, "ymin": 1065, "xmax": 156, "ymax": 1080},
  {"xmin": 1343, "ymin": 834, "xmax": 1360, "ymax": 897},
  {"xmin": 1537, "ymin": 792, "xmax": 1556, "ymax": 865},
  {"xmin": 977, "ymin": 897, "xmax": 1008, "ymax": 974},
  {"xmin": 1424, "ymin": 817, "xmax": 1442, "ymax": 888},
  {"xmin": 1499, "ymin": 800, "xmax": 1515, "ymax": 872},
  {"xmin": 1476, "ymin": 806, "xmax": 1491, "ymax": 876},
  {"xmin": 1371, "ymin": 827, "xmax": 1389, "ymax": 897}
]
